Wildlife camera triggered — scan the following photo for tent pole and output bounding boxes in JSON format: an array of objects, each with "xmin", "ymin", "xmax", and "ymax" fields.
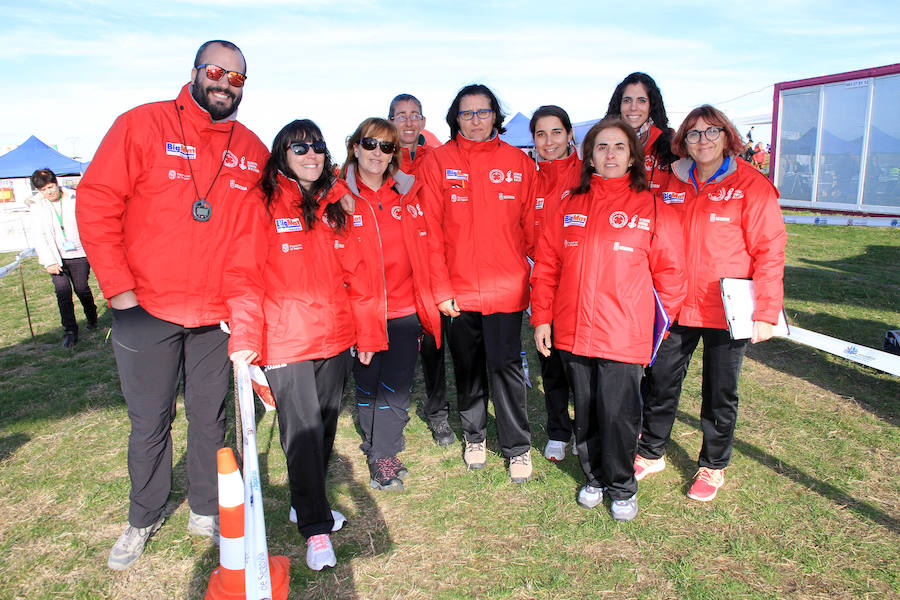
[{"xmin": 18, "ymin": 263, "xmax": 35, "ymax": 340}]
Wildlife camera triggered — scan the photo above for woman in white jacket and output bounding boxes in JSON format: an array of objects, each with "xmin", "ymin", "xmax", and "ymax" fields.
[{"xmin": 29, "ymin": 169, "xmax": 97, "ymax": 346}]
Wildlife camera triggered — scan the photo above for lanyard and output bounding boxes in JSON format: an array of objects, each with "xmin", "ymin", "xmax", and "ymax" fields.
[{"xmin": 49, "ymin": 196, "xmax": 67, "ymax": 236}]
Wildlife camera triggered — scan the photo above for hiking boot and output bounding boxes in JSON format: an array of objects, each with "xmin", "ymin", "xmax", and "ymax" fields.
[
  {"xmin": 62, "ymin": 331, "xmax": 78, "ymax": 348},
  {"xmin": 543, "ymin": 439, "xmax": 566, "ymax": 461},
  {"xmin": 289, "ymin": 507, "xmax": 346, "ymax": 532},
  {"xmin": 306, "ymin": 533, "xmax": 336, "ymax": 571},
  {"xmin": 107, "ymin": 516, "xmax": 165, "ymax": 570},
  {"xmin": 634, "ymin": 454, "xmax": 666, "ymax": 481},
  {"xmin": 187, "ymin": 510, "xmax": 219, "ymax": 544},
  {"xmin": 463, "ymin": 440, "xmax": 486, "ymax": 470},
  {"xmin": 369, "ymin": 458, "xmax": 403, "ymax": 491},
  {"xmin": 577, "ymin": 484, "xmax": 603, "ymax": 508},
  {"xmin": 611, "ymin": 494, "xmax": 638, "ymax": 521},
  {"xmin": 430, "ymin": 420, "xmax": 456, "ymax": 447},
  {"xmin": 687, "ymin": 467, "xmax": 725, "ymax": 502},
  {"xmin": 387, "ymin": 456, "xmax": 408, "ymax": 481},
  {"xmin": 86, "ymin": 320, "xmax": 99, "ymax": 331},
  {"xmin": 509, "ymin": 451, "xmax": 532, "ymax": 483}
]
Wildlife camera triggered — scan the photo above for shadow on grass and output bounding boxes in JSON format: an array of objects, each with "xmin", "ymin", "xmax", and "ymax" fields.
[
  {"xmin": 746, "ymin": 337, "xmax": 899, "ymax": 427},
  {"xmin": 0, "ymin": 432, "xmax": 29, "ymax": 462},
  {"xmin": 674, "ymin": 411, "xmax": 900, "ymax": 535},
  {"xmin": 785, "ymin": 245, "xmax": 900, "ymax": 309}
]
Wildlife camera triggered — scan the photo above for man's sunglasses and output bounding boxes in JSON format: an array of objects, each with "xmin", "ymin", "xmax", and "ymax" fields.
[
  {"xmin": 360, "ymin": 137, "xmax": 397, "ymax": 154},
  {"xmin": 196, "ymin": 63, "xmax": 247, "ymax": 88},
  {"xmin": 289, "ymin": 141, "xmax": 327, "ymax": 155}
]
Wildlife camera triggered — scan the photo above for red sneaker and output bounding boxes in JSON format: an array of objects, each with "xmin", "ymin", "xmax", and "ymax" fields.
[
  {"xmin": 687, "ymin": 467, "xmax": 725, "ymax": 501},
  {"xmin": 633, "ymin": 455, "xmax": 666, "ymax": 481}
]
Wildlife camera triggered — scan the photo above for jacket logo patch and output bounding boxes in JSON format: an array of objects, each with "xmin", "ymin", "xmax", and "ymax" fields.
[
  {"xmin": 407, "ymin": 204, "xmax": 418, "ymax": 218},
  {"xmin": 498, "ymin": 193, "xmax": 516, "ymax": 200},
  {"xmin": 167, "ymin": 169, "xmax": 191, "ymax": 181},
  {"xmin": 535, "ymin": 197, "xmax": 544, "ymax": 209},
  {"xmin": 166, "ymin": 142, "xmax": 196, "ymax": 159},
  {"xmin": 564, "ymin": 213, "xmax": 587, "ymax": 227},
  {"xmin": 281, "ymin": 242, "xmax": 303, "ymax": 252},
  {"xmin": 609, "ymin": 211, "xmax": 629, "ymax": 228},
  {"xmin": 644, "ymin": 155, "xmax": 654, "ymax": 170},
  {"xmin": 489, "ymin": 169, "xmax": 504, "ymax": 183},
  {"xmin": 353, "ymin": 214, "xmax": 363, "ymax": 227},
  {"xmin": 229, "ymin": 179, "xmax": 247, "ymax": 191},
  {"xmin": 662, "ymin": 191, "xmax": 685, "ymax": 204},
  {"xmin": 445, "ymin": 169, "xmax": 469, "ymax": 182},
  {"xmin": 275, "ymin": 218, "xmax": 303, "ymax": 232},
  {"xmin": 613, "ymin": 241, "xmax": 634, "ymax": 252},
  {"xmin": 334, "ymin": 240, "xmax": 345, "ymax": 249},
  {"xmin": 505, "ymin": 170, "xmax": 522, "ymax": 183},
  {"xmin": 223, "ymin": 150, "xmax": 238, "ymax": 168},
  {"xmin": 708, "ymin": 187, "xmax": 744, "ymax": 202},
  {"xmin": 563, "ymin": 240, "xmax": 579, "ymax": 247},
  {"xmin": 709, "ymin": 213, "xmax": 731, "ymax": 223},
  {"xmin": 391, "ymin": 206, "xmax": 402, "ymax": 220},
  {"xmin": 450, "ymin": 193, "xmax": 469, "ymax": 203}
]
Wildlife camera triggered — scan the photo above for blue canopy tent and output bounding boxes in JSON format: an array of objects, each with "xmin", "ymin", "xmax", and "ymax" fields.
[
  {"xmin": 0, "ymin": 135, "xmax": 88, "ymax": 178},
  {"xmin": 499, "ymin": 112, "xmax": 534, "ymax": 148}
]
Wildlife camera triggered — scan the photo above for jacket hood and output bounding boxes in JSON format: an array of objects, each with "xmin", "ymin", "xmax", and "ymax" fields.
[{"xmin": 670, "ymin": 155, "xmax": 738, "ymax": 186}]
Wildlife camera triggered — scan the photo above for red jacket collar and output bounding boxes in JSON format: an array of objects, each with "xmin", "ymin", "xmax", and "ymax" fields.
[{"xmin": 176, "ymin": 83, "xmax": 238, "ymax": 131}]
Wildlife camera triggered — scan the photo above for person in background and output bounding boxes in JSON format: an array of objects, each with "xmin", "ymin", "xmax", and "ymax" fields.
[
  {"xmin": 635, "ymin": 105, "xmax": 786, "ymax": 502},
  {"xmin": 227, "ymin": 119, "xmax": 387, "ymax": 571},
  {"xmin": 419, "ymin": 83, "xmax": 536, "ymax": 483},
  {"xmin": 340, "ymin": 117, "xmax": 441, "ymax": 490},
  {"xmin": 531, "ymin": 118, "xmax": 685, "ymax": 521},
  {"xmin": 77, "ymin": 40, "xmax": 268, "ymax": 570},
  {"xmin": 528, "ymin": 105, "xmax": 581, "ymax": 462},
  {"xmin": 29, "ymin": 168, "xmax": 98, "ymax": 347},
  {"xmin": 604, "ymin": 72, "xmax": 679, "ymax": 193},
  {"xmin": 388, "ymin": 93, "xmax": 454, "ymax": 447}
]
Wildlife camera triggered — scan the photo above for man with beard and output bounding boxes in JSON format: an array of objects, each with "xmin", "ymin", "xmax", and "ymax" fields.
[{"xmin": 76, "ymin": 40, "xmax": 269, "ymax": 570}]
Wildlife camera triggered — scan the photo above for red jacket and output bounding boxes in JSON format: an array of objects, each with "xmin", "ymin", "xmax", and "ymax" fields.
[
  {"xmin": 76, "ymin": 83, "xmax": 269, "ymax": 328},
  {"xmin": 643, "ymin": 125, "xmax": 672, "ymax": 193},
  {"xmin": 344, "ymin": 165, "xmax": 442, "ymax": 345},
  {"xmin": 660, "ymin": 156, "xmax": 786, "ymax": 328},
  {"xmin": 419, "ymin": 134, "xmax": 537, "ymax": 315},
  {"xmin": 399, "ymin": 138, "xmax": 429, "ymax": 175},
  {"xmin": 531, "ymin": 175, "xmax": 686, "ymax": 364},
  {"xmin": 227, "ymin": 176, "xmax": 388, "ymax": 364},
  {"xmin": 534, "ymin": 151, "xmax": 581, "ymax": 242}
]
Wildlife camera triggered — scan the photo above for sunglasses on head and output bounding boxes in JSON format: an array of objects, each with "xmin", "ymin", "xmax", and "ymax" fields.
[
  {"xmin": 196, "ymin": 63, "xmax": 246, "ymax": 88},
  {"xmin": 359, "ymin": 137, "xmax": 397, "ymax": 154},
  {"xmin": 289, "ymin": 141, "xmax": 327, "ymax": 155}
]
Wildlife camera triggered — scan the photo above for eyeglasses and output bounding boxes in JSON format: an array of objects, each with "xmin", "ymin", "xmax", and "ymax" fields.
[
  {"xmin": 685, "ymin": 126, "xmax": 723, "ymax": 144},
  {"xmin": 289, "ymin": 141, "xmax": 327, "ymax": 155},
  {"xmin": 196, "ymin": 63, "xmax": 247, "ymax": 88},
  {"xmin": 458, "ymin": 108, "xmax": 493, "ymax": 121},
  {"xmin": 391, "ymin": 113, "xmax": 423, "ymax": 123},
  {"xmin": 360, "ymin": 137, "xmax": 397, "ymax": 154}
]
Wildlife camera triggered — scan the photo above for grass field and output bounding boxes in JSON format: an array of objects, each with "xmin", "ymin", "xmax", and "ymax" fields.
[{"xmin": 0, "ymin": 223, "xmax": 898, "ymax": 600}]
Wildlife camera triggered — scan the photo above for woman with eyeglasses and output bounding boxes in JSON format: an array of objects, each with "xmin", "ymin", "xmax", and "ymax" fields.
[
  {"xmin": 604, "ymin": 72, "xmax": 679, "ymax": 194},
  {"xmin": 419, "ymin": 83, "xmax": 537, "ymax": 483},
  {"xmin": 227, "ymin": 119, "xmax": 387, "ymax": 571},
  {"xmin": 339, "ymin": 117, "xmax": 440, "ymax": 492},
  {"xmin": 531, "ymin": 118, "xmax": 685, "ymax": 521},
  {"xmin": 528, "ymin": 105, "xmax": 581, "ymax": 462},
  {"xmin": 634, "ymin": 105, "xmax": 786, "ymax": 502}
]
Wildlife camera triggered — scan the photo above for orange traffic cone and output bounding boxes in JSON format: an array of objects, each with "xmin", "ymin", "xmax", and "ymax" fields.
[{"xmin": 205, "ymin": 448, "xmax": 290, "ymax": 600}]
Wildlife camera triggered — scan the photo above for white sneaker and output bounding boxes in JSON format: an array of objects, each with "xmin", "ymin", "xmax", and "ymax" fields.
[
  {"xmin": 577, "ymin": 484, "xmax": 603, "ymax": 508},
  {"xmin": 289, "ymin": 507, "xmax": 346, "ymax": 532},
  {"xmin": 306, "ymin": 533, "xmax": 336, "ymax": 571},
  {"xmin": 611, "ymin": 494, "xmax": 638, "ymax": 521},
  {"xmin": 543, "ymin": 439, "xmax": 566, "ymax": 461}
]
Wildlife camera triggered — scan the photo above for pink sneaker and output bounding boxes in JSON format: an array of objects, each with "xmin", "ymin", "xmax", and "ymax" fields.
[
  {"xmin": 633, "ymin": 455, "xmax": 666, "ymax": 481},
  {"xmin": 687, "ymin": 467, "xmax": 725, "ymax": 501}
]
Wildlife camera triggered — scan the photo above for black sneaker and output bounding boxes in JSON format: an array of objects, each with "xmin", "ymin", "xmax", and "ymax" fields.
[
  {"xmin": 369, "ymin": 458, "xmax": 403, "ymax": 491},
  {"xmin": 86, "ymin": 321, "xmax": 98, "ymax": 331},
  {"xmin": 62, "ymin": 332, "xmax": 78, "ymax": 348},
  {"xmin": 430, "ymin": 420, "xmax": 456, "ymax": 447}
]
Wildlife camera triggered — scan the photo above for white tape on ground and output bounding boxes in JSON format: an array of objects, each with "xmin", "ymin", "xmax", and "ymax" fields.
[
  {"xmin": 783, "ymin": 215, "xmax": 900, "ymax": 228},
  {"xmin": 783, "ymin": 326, "xmax": 900, "ymax": 377}
]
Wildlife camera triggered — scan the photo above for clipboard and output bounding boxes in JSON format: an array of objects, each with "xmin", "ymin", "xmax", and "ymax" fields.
[
  {"xmin": 650, "ymin": 287, "xmax": 670, "ymax": 366},
  {"xmin": 720, "ymin": 277, "xmax": 789, "ymax": 340}
]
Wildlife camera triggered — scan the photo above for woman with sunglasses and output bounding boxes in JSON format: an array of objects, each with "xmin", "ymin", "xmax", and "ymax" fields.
[
  {"xmin": 227, "ymin": 119, "xmax": 386, "ymax": 571},
  {"xmin": 339, "ymin": 117, "xmax": 440, "ymax": 492},
  {"xmin": 604, "ymin": 72, "xmax": 679, "ymax": 194},
  {"xmin": 634, "ymin": 105, "xmax": 786, "ymax": 502},
  {"xmin": 419, "ymin": 84, "xmax": 537, "ymax": 483},
  {"xmin": 528, "ymin": 105, "xmax": 581, "ymax": 462},
  {"xmin": 531, "ymin": 118, "xmax": 685, "ymax": 521}
]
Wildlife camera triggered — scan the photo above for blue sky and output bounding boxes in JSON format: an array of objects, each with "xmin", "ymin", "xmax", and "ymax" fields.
[{"xmin": 3, "ymin": 0, "xmax": 898, "ymax": 160}]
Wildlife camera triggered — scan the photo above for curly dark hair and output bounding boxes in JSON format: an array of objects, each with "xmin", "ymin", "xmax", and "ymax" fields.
[
  {"xmin": 605, "ymin": 72, "xmax": 678, "ymax": 168},
  {"xmin": 259, "ymin": 119, "xmax": 346, "ymax": 232}
]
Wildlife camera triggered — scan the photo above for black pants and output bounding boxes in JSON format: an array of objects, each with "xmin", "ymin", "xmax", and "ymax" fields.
[
  {"xmin": 638, "ymin": 324, "xmax": 749, "ymax": 469},
  {"xmin": 419, "ymin": 314, "xmax": 450, "ymax": 425},
  {"xmin": 560, "ymin": 352, "xmax": 643, "ymax": 501},
  {"xmin": 354, "ymin": 314, "xmax": 421, "ymax": 461},
  {"xmin": 265, "ymin": 350, "xmax": 351, "ymax": 539},
  {"xmin": 50, "ymin": 257, "xmax": 97, "ymax": 334},
  {"xmin": 111, "ymin": 305, "xmax": 228, "ymax": 528},
  {"xmin": 538, "ymin": 328, "xmax": 572, "ymax": 442},
  {"xmin": 446, "ymin": 310, "xmax": 530, "ymax": 457}
]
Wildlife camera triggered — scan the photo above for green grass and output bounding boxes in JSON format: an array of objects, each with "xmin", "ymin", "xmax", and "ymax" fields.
[{"xmin": 0, "ymin": 223, "xmax": 898, "ymax": 599}]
